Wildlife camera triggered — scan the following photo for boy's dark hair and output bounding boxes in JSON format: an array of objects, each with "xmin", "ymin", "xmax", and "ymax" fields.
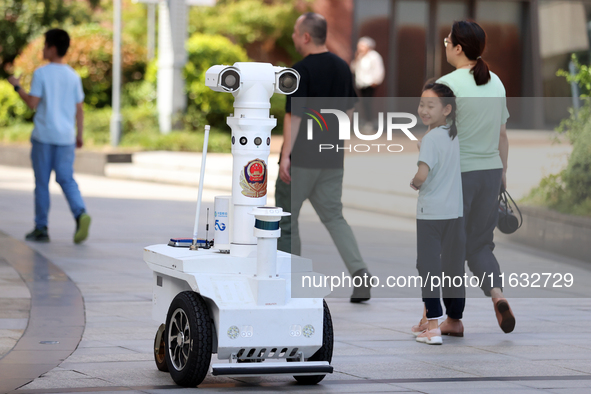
[
  {"xmin": 45, "ymin": 29, "xmax": 70, "ymax": 57},
  {"xmin": 422, "ymin": 82, "xmax": 458, "ymax": 140}
]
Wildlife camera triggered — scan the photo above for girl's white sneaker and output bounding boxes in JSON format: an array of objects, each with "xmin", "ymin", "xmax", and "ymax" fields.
[
  {"xmin": 411, "ymin": 320, "xmax": 429, "ymax": 337},
  {"xmin": 416, "ymin": 328, "xmax": 443, "ymax": 345}
]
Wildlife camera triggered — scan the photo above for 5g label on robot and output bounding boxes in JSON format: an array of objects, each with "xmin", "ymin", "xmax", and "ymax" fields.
[
  {"xmin": 213, "ymin": 195, "xmax": 230, "ymax": 251},
  {"xmin": 215, "ymin": 220, "xmax": 226, "ymax": 231}
]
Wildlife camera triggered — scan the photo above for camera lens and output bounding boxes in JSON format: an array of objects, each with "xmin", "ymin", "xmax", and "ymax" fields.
[
  {"xmin": 221, "ymin": 69, "xmax": 240, "ymax": 91},
  {"xmin": 254, "ymin": 137, "xmax": 262, "ymax": 146},
  {"xmin": 278, "ymin": 72, "xmax": 297, "ymax": 94},
  {"xmin": 282, "ymin": 75, "xmax": 294, "ymax": 88},
  {"xmin": 224, "ymin": 75, "xmax": 236, "ymax": 87},
  {"xmin": 239, "ymin": 136, "xmax": 247, "ymax": 145}
]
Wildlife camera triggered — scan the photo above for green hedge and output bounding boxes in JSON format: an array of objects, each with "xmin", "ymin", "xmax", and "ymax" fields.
[
  {"xmin": 81, "ymin": 106, "xmax": 162, "ymax": 147},
  {"xmin": 2, "ymin": 30, "xmax": 288, "ymax": 147},
  {"xmin": 525, "ymin": 99, "xmax": 591, "ymax": 216},
  {"xmin": 188, "ymin": 0, "xmax": 304, "ymax": 63},
  {"xmin": 525, "ymin": 56, "xmax": 591, "ymax": 216},
  {"xmin": 0, "ymin": 106, "xmax": 231, "ymax": 153},
  {"xmin": 182, "ymin": 32, "xmax": 287, "ymax": 132},
  {"xmin": 0, "ymin": 80, "xmax": 32, "ymax": 127},
  {"xmin": 1, "ymin": 24, "xmax": 147, "ymax": 127},
  {"xmin": 13, "ymin": 24, "xmax": 146, "ymax": 108},
  {"xmin": 119, "ymin": 128, "xmax": 230, "ymax": 152},
  {"xmin": 184, "ymin": 33, "xmax": 250, "ymax": 130}
]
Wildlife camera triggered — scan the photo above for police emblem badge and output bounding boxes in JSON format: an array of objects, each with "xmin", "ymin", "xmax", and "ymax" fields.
[{"xmin": 240, "ymin": 159, "xmax": 267, "ymax": 198}]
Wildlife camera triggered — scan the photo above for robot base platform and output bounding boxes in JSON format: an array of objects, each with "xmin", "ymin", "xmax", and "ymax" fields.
[{"xmin": 146, "ymin": 244, "xmax": 333, "ymax": 387}]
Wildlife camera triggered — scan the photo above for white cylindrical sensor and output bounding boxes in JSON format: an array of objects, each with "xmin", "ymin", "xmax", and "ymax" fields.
[
  {"xmin": 250, "ymin": 207, "xmax": 290, "ymax": 277},
  {"xmin": 214, "ymin": 196, "xmax": 231, "ymax": 252}
]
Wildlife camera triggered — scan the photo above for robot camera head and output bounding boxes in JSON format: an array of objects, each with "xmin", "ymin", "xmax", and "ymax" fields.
[
  {"xmin": 205, "ymin": 65, "xmax": 241, "ymax": 93},
  {"xmin": 274, "ymin": 69, "xmax": 300, "ymax": 95}
]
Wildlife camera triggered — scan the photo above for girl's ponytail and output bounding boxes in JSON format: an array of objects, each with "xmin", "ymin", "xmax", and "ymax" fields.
[{"xmin": 448, "ymin": 103, "xmax": 458, "ymax": 140}]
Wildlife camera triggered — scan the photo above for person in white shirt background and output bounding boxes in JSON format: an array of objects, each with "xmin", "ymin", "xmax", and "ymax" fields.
[{"xmin": 350, "ymin": 36, "xmax": 385, "ymax": 128}]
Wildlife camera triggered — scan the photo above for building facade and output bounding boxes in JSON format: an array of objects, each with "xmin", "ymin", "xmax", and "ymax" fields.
[{"xmin": 341, "ymin": 0, "xmax": 590, "ymax": 128}]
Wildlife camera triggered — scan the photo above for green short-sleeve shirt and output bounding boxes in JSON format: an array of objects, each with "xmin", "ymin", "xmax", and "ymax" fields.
[{"xmin": 436, "ymin": 69, "xmax": 509, "ymax": 173}]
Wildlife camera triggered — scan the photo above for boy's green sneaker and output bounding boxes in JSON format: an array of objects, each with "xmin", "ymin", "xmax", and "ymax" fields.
[
  {"xmin": 74, "ymin": 213, "xmax": 91, "ymax": 244},
  {"xmin": 25, "ymin": 227, "xmax": 50, "ymax": 242}
]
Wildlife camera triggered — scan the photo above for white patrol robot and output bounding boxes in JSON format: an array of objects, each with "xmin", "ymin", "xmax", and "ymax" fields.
[{"xmin": 145, "ymin": 62, "xmax": 333, "ymax": 387}]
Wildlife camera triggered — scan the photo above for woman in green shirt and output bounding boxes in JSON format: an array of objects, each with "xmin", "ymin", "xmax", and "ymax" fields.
[{"xmin": 436, "ymin": 20, "xmax": 515, "ymax": 336}]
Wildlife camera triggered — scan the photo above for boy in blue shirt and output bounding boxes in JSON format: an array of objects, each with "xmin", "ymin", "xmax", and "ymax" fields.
[{"xmin": 8, "ymin": 28, "xmax": 91, "ymax": 244}]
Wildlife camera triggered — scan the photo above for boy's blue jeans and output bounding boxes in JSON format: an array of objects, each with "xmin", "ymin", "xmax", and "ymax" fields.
[{"xmin": 31, "ymin": 139, "xmax": 86, "ymax": 229}]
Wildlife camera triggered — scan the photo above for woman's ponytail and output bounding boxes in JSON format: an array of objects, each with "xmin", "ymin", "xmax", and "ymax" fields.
[
  {"xmin": 472, "ymin": 57, "xmax": 491, "ymax": 86},
  {"xmin": 451, "ymin": 21, "xmax": 491, "ymax": 86}
]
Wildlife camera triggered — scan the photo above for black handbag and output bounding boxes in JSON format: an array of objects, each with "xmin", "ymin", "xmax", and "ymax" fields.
[{"xmin": 498, "ymin": 187, "xmax": 523, "ymax": 234}]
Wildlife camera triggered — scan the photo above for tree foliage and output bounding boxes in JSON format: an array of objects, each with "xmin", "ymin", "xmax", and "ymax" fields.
[
  {"xmin": 527, "ymin": 58, "xmax": 591, "ymax": 216},
  {"xmin": 189, "ymin": 0, "xmax": 307, "ymax": 64},
  {"xmin": 183, "ymin": 33, "xmax": 250, "ymax": 129},
  {"xmin": 0, "ymin": 0, "xmax": 96, "ymax": 78},
  {"xmin": 14, "ymin": 24, "xmax": 146, "ymax": 108},
  {"xmin": 557, "ymin": 54, "xmax": 591, "ymax": 97},
  {"xmin": 0, "ymin": 79, "xmax": 31, "ymax": 126}
]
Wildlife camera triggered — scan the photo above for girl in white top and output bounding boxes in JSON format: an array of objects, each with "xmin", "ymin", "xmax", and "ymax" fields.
[{"xmin": 410, "ymin": 83, "xmax": 465, "ymax": 345}]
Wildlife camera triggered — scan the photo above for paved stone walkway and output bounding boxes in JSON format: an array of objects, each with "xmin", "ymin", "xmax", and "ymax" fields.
[
  {"xmin": 0, "ymin": 258, "xmax": 30, "ymax": 359},
  {"xmin": 0, "ymin": 129, "xmax": 589, "ymax": 393}
]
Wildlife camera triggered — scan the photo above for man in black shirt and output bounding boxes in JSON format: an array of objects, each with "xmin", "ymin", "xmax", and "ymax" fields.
[{"xmin": 276, "ymin": 12, "xmax": 371, "ymax": 302}]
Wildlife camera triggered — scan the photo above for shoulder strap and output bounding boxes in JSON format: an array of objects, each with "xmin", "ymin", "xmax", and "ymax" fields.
[{"xmin": 502, "ymin": 189, "xmax": 523, "ymax": 229}]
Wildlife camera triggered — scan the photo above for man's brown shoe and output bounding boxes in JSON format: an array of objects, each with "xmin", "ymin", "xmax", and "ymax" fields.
[{"xmin": 494, "ymin": 299, "xmax": 515, "ymax": 333}]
